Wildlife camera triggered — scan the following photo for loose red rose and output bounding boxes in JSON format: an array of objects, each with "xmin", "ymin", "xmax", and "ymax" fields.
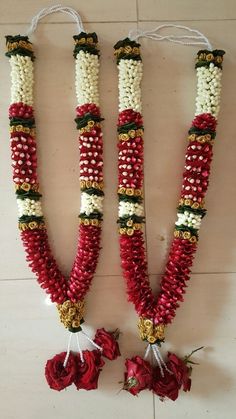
[
  {"xmin": 124, "ymin": 356, "xmax": 152, "ymax": 396},
  {"xmin": 45, "ymin": 352, "xmax": 77, "ymax": 391},
  {"xmin": 94, "ymin": 328, "xmax": 121, "ymax": 360},
  {"xmin": 74, "ymin": 350, "xmax": 105, "ymax": 391},
  {"xmin": 167, "ymin": 352, "xmax": 191, "ymax": 392},
  {"xmin": 152, "ymin": 367, "xmax": 180, "ymax": 401}
]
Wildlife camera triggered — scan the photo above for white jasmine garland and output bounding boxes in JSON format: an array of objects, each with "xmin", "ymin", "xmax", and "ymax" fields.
[
  {"xmin": 195, "ymin": 63, "xmax": 222, "ymax": 117},
  {"xmin": 80, "ymin": 192, "xmax": 103, "ymax": 216},
  {"xmin": 75, "ymin": 50, "xmax": 99, "ymax": 106},
  {"xmin": 118, "ymin": 59, "xmax": 143, "ymax": 112},
  {"xmin": 17, "ymin": 198, "xmax": 43, "ymax": 217},
  {"xmin": 118, "ymin": 201, "xmax": 144, "ymax": 218},
  {"xmin": 175, "ymin": 211, "xmax": 202, "ymax": 230},
  {"xmin": 10, "ymin": 55, "xmax": 34, "ymax": 106}
]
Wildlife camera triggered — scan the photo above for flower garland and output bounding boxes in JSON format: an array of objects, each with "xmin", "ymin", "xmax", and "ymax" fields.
[
  {"xmin": 114, "ymin": 38, "xmax": 225, "ymax": 400},
  {"xmin": 5, "ymin": 30, "xmax": 120, "ymax": 391}
]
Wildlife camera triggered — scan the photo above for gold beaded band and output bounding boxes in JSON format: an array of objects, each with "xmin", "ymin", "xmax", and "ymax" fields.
[
  {"xmin": 10, "ymin": 125, "xmax": 35, "ymax": 136},
  {"xmin": 57, "ymin": 300, "xmax": 85, "ymax": 330},
  {"xmin": 138, "ymin": 317, "xmax": 165, "ymax": 344},
  {"xmin": 80, "ymin": 180, "xmax": 104, "ymax": 191},
  {"xmin": 78, "ymin": 121, "xmax": 101, "ymax": 134},
  {"xmin": 118, "ymin": 187, "xmax": 143, "ymax": 198},
  {"xmin": 74, "ymin": 37, "xmax": 97, "ymax": 47},
  {"xmin": 174, "ymin": 229, "xmax": 198, "ymax": 243},
  {"xmin": 15, "ymin": 182, "xmax": 40, "ymax": 193},
  {"xmin": 196, "ymin": 51, "xmax": 223, "ymax": 66},
  {"xmin": 178, "ymin": 198, "xmax": 205, "ymax": 210},
  {"xmin": 118, "ymin": 128, "xmax": 143, "ymax": 142},
  {"xmin": 188, "ymin": 133, "xmax": 214, "ymax": 145},
  {"xmin": 19, "ymin": 220, "xmax": 45, "ymax": 231},
  {"xmin": 119, "ymin": 223, "xmax": 142, "ymax": 235},
  {"xmin": 114, "ymin": 45, "xmax": 141, "ymax": 59},
  {"xmin": 79, "ymin": 218, "xmax": 102, "ymax": 227},
  {"xmin": 6, "ymin": 39, "xmax": 33, "ymax": 52}
]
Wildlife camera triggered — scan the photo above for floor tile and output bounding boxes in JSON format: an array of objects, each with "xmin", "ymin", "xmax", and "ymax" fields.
[
  {"xmin": 1, "ymin": 0, "xmax": 137, "ymax": 24},
  {"xmin": 137, "ymin": 0, "xmax": 236, "ymax": 21}
]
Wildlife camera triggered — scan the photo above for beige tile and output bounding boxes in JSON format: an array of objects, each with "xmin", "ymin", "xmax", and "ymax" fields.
[
  {"xmin": 138, "ymin": 0, "xmax": 236, "ymax": 21},
  {"xmin": 1, "ymin": 0, "xmax": 137, "ymax": 24},
  {"xmin": 138, "ymin": 20, "xmax": 236, "ymax": 274},
  {"xmin": 0, "ymin": 276, "xmax": 154, "ymax": 419}
]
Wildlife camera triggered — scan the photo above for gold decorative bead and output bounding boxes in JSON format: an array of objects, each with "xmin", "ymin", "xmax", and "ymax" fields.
[
  {"xmin": 206, "ymin": 53, "xmax": 214, "ymax": 61},
  {"xmin": 28, "ymin": 221, "xmax": 38, "ymax": 229},
  {"xmin": 127, "ymin": 219, "xmax": 133, "ymax": 227},
  {"xmin": 126, "ymin": 188, "xmax": 134, "ymax": 196},
  {"xmin": 57, "ymin": 300, "xmax": 85, "ymax": 330},
  {"xmin": 21, "ymin": 182, "xmax": 31, "ymax": 192},
  {"xmin": 128, "ymin": 129, "xmax": 136, "ymax": 138},
  {"xmin": 127, "ymin": 228, "xmax": 134, "ymax": 236},
  {"xmin": 138, "ymin": 318, "xmax": 165, "ymax": 343},
  {"xmin": 124, "ymin": 45, "xmax": 132, "ymax": 53}
]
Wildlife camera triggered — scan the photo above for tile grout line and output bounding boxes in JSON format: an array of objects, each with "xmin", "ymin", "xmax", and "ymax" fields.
[
  {"xmin": 1, "ymin": 271, "xmax": 236, "ymax": 282},
  {"xmin": 1, "ymin": 18, "xmax": 236, "ymax": 25}
]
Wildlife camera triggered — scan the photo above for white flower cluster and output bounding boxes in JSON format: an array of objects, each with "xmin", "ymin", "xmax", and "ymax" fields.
[
  {"xmin": 195, "ymin": 63, "xmax": 222, "ymax": 118},
  {"xmin": 175, "ymin": 210, "xmax": 201, "ymax": 230},
  {"xmin": 80, "ymin": 192, "xmax": 103, "ymax": 216},
  {"xmin": 118, "ymin": 59, "xmax": 143, "ymax": 112},
  {"xmin": 10, "ymin": 55, "xmax": 34, "ymax": 106},
  {"xmin": 118, "ymin": 201, "xmax": 144, "ymax": 218},
  {"xmin": 75, "ymin": 51, "xmax": 99, "ymax": 106},
  {"xmin": 17, "ymin": 198, "xmax": 43, "ymax": 217}
]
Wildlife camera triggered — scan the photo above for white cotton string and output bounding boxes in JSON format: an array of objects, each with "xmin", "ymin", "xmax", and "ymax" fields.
[
  {"xmin": 25, "ymin": 4, "xmax": 84, "ymax": 36},
  {"xmin": 80, "ymin": 330, "xmax": 103, "ymax": 351},
  {"xmin": 152, "ymin": 346, "xmax": 164, "ymax": 377},
  {"xmin": 76, "ymin": 333, "xmax": 84, "ymax": 363},
  {"xmin": 152, "ymin": 345, "xmax": 173, "ymax": 375},
  {"xmin": 63, "ymin": 332, "xmax": 73, "ymax": 368},
  {"xmin": 129, "ymin": 24, "xmax": 212, "ymax": 50},
  {"xmin": 144, "ymin": 343, "xmax": 151, "ymax": 359}
]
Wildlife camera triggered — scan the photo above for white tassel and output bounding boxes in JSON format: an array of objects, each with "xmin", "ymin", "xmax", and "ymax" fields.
[
  {"xmin": 128, "ymin": 24, "xmax": 212, "ymax": 50},
  {"xmin": 144, "ymin": 343, "xmax": 173, "ymax": 376},
  {"xmin": 25, "ymin": 4, "xmax": 84, "ymax": 36}
]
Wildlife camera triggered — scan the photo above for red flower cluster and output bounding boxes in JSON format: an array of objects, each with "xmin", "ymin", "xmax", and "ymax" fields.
[
  {"xmin": 118, "ymin": 109, "xmax": 144, "ymax": 189},
  {"xmin": 45, "ymin": 350, "xmax": 104, "ymax": 391},
  {"xmin": 45, "ymin": 328, "xmax": 120, "ymax": 391},
  {"xmin": 118, "ymin": 109, "xmax": 143, "ymax": 126},
  {"xmin": 76, "ymin": 103, "xmax": 100, "ymax": 117},
  {"xmin": 124, "ymin": 353, "xmax": 191, "ymax": 401},
  {"xmin": 9, "ymin": 102, "xmax": 34, "ymax": 119},
  {"xmin": 21, "ymin": 228, "xmax": 67, "ymax": 303},
  {"xmin": 77, "ymin": 103, "xmax": 103, "ymax": 183},
  {"xmin": 10, "ymin": 99, "xmax": 104, "ymax": 306},
  {"xmin": 11, "ymin": 135, "xmax": 38, "ymax": 185},
  {"xmin": 118, "ymin": 108, "xmax": 217, "ymax": 326},
  {"xmin": 94, "ymin": 328, "xmax": 121, "ymax": 360},
  {"xmin": 191, "ymin": 112, "xmax": 217, "ymax": 132},
  {"xmin": 156, "ymin": 238, "xmax": 197, "ymax": 324},
  {"xmin": 68, "ymin": 224, "xmax": 102, "ymax": 302}
]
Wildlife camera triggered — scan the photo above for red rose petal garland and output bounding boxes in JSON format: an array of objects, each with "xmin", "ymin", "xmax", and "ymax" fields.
[
  {"xmin": 114, "ymin": 37, "xmax": 225, "ymax": 400},
  {"xmin": 5, "ymin": 24, "xmax": 120, "ymax": 391}
]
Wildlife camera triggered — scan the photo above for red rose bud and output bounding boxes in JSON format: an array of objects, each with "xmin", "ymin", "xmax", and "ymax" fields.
[
  {"xmin": 74, "ymin": 350, "xmax": 105, "ymax": 391},
  {"xmin": 152, "ymin": 367, "xmax": 180, "ymax": 401},
  {"xmin": 167, "ymin": 353, "xmax": 191, "ymax": 392},
  {"xmin": 94, "ymin": 328, "xmax": 121, "ymax": 360},
  {"xmin": 45, "ymin": 352, "xmax": 77, "ymax": 391},
  {"xmin": 123, "ymin": 356, "xmax": 153, "ymax": 396}
]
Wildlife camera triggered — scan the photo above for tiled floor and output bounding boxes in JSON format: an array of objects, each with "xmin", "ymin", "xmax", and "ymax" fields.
[{"xmin": 0, "ymin": 1, "xmax": 236, "ymax": 418}]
